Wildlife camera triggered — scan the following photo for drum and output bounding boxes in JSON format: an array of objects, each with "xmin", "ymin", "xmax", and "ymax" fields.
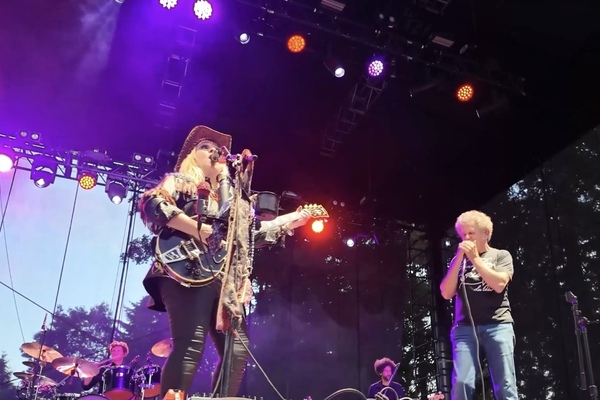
[
  {"xmin": 135, "ymin": 364, "xmax": 162, "ymax": 398},
  {"xmin": 79, "ymin": 396, "xmax": 109, "ymax": 400},
  {"xmin": 103, "ymin": 365, "xmax": 135, "ymax": 400},
  {"xmin": 55, "ymin": 394, "xmax": 82, "ymax": 400}
]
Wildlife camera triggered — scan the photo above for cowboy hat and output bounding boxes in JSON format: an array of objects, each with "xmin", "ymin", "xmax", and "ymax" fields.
[{"xmin": 174, "ymin": 125, "xmax": 233, "ymax": 171}]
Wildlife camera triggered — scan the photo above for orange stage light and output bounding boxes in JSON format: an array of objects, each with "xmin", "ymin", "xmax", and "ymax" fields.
[
  {"xmin": 78, "ymin": 172, "xmax": 97, "ymax": 190},
  {"xmin": 287, "ymin": 35, "xmax": 306, "ymax": 53},
  {"xmin": 456, "ymin": 84, "xmax": 474, "ymax": 102}
]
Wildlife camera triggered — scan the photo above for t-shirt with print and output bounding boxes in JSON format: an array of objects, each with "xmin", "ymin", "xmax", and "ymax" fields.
[{"xmin": 454, "ymin": 247, "xmax": 514, "ymax": 326}]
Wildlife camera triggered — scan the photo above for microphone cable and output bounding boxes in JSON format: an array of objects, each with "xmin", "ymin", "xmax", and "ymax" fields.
[{"xmin": 461, "ymin": 258, "xmax": 486, "ymax": 396}]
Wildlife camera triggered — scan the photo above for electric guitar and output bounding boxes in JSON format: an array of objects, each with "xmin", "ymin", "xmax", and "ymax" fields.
[{"xmin": 155, "ymin": 204, "xmax": 329, "ymax": 287}]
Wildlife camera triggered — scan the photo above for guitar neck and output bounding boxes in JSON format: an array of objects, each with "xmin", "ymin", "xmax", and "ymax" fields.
[{"xmin": 257, "ymin": 211, "xmax": 300, "ymax": 232}]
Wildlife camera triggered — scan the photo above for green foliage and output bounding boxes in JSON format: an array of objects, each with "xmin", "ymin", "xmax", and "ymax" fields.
[
  {"xmin": 32, "ymin": 303, "xmax": 115, "ymax": 361},
  {"xmin": 122, "ymin": 234, "xmax": 154, "ymax": 265},
  {"xmin": 0, "ymin": 353, "xmax": 17, "ymax": 399}
]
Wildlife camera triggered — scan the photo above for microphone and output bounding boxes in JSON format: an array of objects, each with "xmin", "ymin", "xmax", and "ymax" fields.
[
  {"xmin": 196, "ymin": 179, "xmax": 211, "ymax": 228},
  {"xmin": 216, "ymin": 172, "xmax": 231, "ymax": 214},
  {"xmin": 129, "ymin": 355, "xmax": 140, "ymax": 366},
  {"xmin": 41, "ymin": 314, "xmax": 47, "ymax": 331},
  {"xmin": 565, "ymin": 291, "xmax": 578, "ymax": 304},
  {"xmin": 210, "ymin": 147, "xmax": 228, "ymax": 163}
]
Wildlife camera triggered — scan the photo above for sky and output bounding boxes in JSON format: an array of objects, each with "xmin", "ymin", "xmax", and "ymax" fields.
[{"xmin": 0, "ymin": 163, "xmax": 151, "ymax": 375}]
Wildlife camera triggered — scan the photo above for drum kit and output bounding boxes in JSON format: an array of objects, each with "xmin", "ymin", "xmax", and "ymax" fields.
[{"xmin": 14, "ymin": 338, "xmax": 174, "ymax": 400}]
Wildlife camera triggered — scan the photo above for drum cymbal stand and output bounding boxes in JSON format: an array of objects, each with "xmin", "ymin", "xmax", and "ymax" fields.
[{"xmin": 31, "ymin": 314, "xmax": 49, "ymax": 400}]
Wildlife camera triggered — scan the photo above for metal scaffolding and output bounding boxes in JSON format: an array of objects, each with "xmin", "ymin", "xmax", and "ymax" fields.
[
  {"xmin": 0, "ymin": 132, "xmax": 161, "ymax": 193},
  {"xmin": 320, "ymin": 74, "xmax": 388, "ymax": 157}
]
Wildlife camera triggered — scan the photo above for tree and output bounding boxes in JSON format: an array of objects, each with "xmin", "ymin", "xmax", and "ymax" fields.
[
  {"xmin": 0, "ymin": 353, "xmax": 18, "ymax": 400},
  {"xmin": 32, "ymin": 303, "xmax": 115, "ymax": 361}
]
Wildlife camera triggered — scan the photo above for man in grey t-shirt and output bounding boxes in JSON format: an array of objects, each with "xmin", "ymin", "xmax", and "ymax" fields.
[{"xmin": 440, "ymin": 210, "xmax": 518, "ymax": 400}]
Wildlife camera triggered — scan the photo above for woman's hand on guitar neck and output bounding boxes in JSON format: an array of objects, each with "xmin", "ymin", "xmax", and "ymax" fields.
[{"xmin": 286, "ymin": 206, "xmax": 312, "ymax": 230}]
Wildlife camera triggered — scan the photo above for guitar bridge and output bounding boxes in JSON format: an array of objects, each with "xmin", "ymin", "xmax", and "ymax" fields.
[{"xmin": 157, "ymin": 239, "xmax": 202, "ymax": 265}]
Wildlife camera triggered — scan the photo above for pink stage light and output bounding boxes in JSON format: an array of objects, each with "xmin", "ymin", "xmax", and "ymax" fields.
[
  {"xmin": 0, "ymin": 154, "xmax": 14, "ymax": 172},
  {"xmin": 194, "ymin": 0, "xmax": 213, "ymax": 20},
  {"xmin": 159, "ymin": 0, "xmax": 177, "ymax": 9},
  {"xmin": 367, "ymin": 60, "xmax": 384, "ymax": 77}
]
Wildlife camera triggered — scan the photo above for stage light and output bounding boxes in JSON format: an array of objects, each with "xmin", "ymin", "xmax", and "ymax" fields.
[
  {"xmin": 31, "ymin": 163, "xmax": 57, "ymax": 188},
  {"xmin": 456, "ymin": 84, "xmax": 474, "ymax": 102},
  {"xmin": 0, "ymin": 153, "xmax": 14, "ymax": 172},
  {"xmin": 106, "ymin": 180, "xmax": 128, "ymax": 204},
  {"xmin": 345, "ymin": 238, "xmax": 355, "ymax": 247},
  {"xmin": 78, "ymin": 172, "xmax": 97, "ymax": 190},
  {"xmin": 160, "ymin": 0, "xmax": 177, "ymax": 8},
  {"xmin": 367, "ymin": 59, "xmax": 384, "ymax": 77},
  {"xmin": 193, "ymin": 0, "xmax": 212, "ymax": 20},
  {"xmin": 311, "ymin": 220, "xmax": 324, "ymax": 233},
  {"xmin": 287, "ymin": 35, "xmax": 306, "ymax": 53},
  {"xmin": 132, "ymin": 153, "xmax": 155, "ymax": 166},
  {"xmin": 238, "ymin": 33, "xmax": 250, "ymax": 44},
  {"xmin": 324, "ymin": 56, "xmax": 345, "ymax": 78},
  {"xmin": 18, "ymin": 131, "xmax": 41, "ymax": 142}
]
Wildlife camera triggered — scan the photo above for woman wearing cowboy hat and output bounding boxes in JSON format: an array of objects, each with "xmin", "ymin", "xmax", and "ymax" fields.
[{"xmin": 138, "ymin": 125, "xmax": 311, "ymax": 398}]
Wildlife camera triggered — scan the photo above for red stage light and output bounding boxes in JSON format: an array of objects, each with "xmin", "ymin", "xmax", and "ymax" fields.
[
  {"xmin": 456, "ymin": 84, "xmax": 474, "ymax": 102},
  {"xmin": 311, "ymin": 220, "xmax": 325, "ymax": 233}
]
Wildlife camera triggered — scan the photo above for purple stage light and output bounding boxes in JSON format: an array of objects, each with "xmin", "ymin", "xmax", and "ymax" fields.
[
  {"xmin": 367, "ymin": 60, "xmax": 384, "ymax": 77},
  {"xmin": 159, "ymin": 0, "xmax": 177, "ymax": 9},
  {"xmin": 0, "ymin": 154, "xmax": 14, "ymax": 172},
  {"xmin": 194, "ymin": 0, "xmax": 213, "ymax": 20}
]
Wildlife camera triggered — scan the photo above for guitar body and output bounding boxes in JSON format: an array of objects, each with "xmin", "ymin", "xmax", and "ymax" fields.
[{"xmin": 155, "ymin": 228, "xmax": 227, "ymax": 287}]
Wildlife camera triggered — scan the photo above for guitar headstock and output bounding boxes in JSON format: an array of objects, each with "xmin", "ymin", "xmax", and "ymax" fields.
[
  {"xmin": 303, "ymin": 204, "xmax": 329, "ymax": 219},
  {"xmin": 427, "ymin": 393, "xmax": 445, "ymax": 400}
]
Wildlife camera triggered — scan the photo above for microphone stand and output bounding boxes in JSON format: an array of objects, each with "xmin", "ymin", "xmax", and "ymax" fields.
[
  {"xmin": 215, "ymin": 151, "xmax": 254, "ymax": 398},
  {"xmin": 567, "ymin": 292, "xmax": 598, "ymax": 400},
  {"xmin": 32, "ymin": 316, "xmax": 49, "ymax": 400}
]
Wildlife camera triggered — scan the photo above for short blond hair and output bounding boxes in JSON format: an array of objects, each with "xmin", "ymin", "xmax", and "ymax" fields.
[
  {"xmin": 455, "ymin": 210, "xmax": 493, "ymax": 241},
  {"xmin": 108, "ymin": 341, "xmax": 129, "ymax": 355}
]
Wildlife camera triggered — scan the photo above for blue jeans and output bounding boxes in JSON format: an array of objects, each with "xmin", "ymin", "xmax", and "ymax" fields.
[{"xmin": 450, "ymin": 323, "xmax": 518, "ymax": 400}]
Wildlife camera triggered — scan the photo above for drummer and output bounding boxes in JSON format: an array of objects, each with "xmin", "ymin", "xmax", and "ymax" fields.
[{"xmin": 82, "ymin": 341, "xmax": 131, "ymax": 391}]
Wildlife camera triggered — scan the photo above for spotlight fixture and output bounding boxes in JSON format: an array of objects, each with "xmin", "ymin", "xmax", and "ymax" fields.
[
  {"xmin": 30, "ymin": 162, "xmax": 57, "ymax": 188},
  {"xmin": 0, "ymin": 152, "xmax": 14, "ymax": 172},
  {"xmin": 311, "ymin": 220, "xmax": 325, "ymax": 233},
  {"xmin": 456, "ymin": 84, "xmax": 474, "ymax": 102},
  {"xmin": 78, "ymin": 172, "xmax": 97, "ymax": 190},
  {"xmin": 324, "ymin": 56, "xmax": 345, "ymax": 78},
  {"xmin": 160, "ymin": 0, "xmax": 177, "ymax": 8},
  {"xmin": 105, "ymin": 180, "xmax": 128, "ymax": 204},
  {"xmin": 367, "ymin": 59, "xmax": 384, "ymax": 77},
  {"xmin": 132, "ymin": 153, "xmax": 155, "ymax": 166},
  {"xmin": 287, "ymin": 35, "xmax": 306, "ymax": 53},
  {"xmin": 194, "ymin": 0, "xmax": 213, "ymax": 20},
  {"xmin": 237, "ymin": 32, "xmax": 250, "ymax": 44}
]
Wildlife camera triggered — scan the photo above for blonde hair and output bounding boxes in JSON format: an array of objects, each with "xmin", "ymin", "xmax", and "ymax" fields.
[
  {"xmin": 178, "ymin": 148, "xmax": 230, "ymax": 186},
  {"xmin": 455, "ymin": 210, "xmax": 493, "ymax": 241},
  {"xmin": 108, "ymin": 341, "xmax": 129, "ymax": 355}
]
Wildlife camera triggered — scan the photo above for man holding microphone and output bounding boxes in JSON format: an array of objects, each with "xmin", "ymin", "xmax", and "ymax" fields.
[{"xmin": 440, "ymin": 210, "xmax": 518, "ymax": 400}]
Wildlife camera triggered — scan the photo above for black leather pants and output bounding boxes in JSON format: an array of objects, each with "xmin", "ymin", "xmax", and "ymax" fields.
[{"xmin": 158, "ymin": 278, "xmax": 250, "ymax": 398}]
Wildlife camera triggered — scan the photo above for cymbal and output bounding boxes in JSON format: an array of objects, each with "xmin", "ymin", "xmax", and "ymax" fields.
[
  {"xmin": 21, "ymin": 342, "xmax": 63, "ymax": 362},
  {"xmin": 151, "ymin": 338, "xmax": 173, "ymax": 357},
  {"xmin": 22, "ymin": 360, "xmax": 43, "ymax": 369},
  {"xmin": 13, "ymin": 372, "xmax": 57, "ymax": 386},
  {"xmin": 51, "ymin": 357, "xmax": 99, "ymax": 378}
]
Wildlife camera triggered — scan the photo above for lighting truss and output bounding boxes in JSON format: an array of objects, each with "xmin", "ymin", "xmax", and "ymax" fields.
[
  {"xmin": 155, "ymin": 25, "xmax": 197, "ymax": 134},
  {"xmin": 233, "ymin": 0, "xmax": 524, "ymax": 95},
  {"xmin": 413, "ymin": 0, "xmax": 453, "ymax": 15},
  {"xmin": 320, "ymin": 74, "xmax": 388, "ymax": 157},
  {"xmin": 0, "ymin": 133, "xmax": 160, "ymax": 191}
]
